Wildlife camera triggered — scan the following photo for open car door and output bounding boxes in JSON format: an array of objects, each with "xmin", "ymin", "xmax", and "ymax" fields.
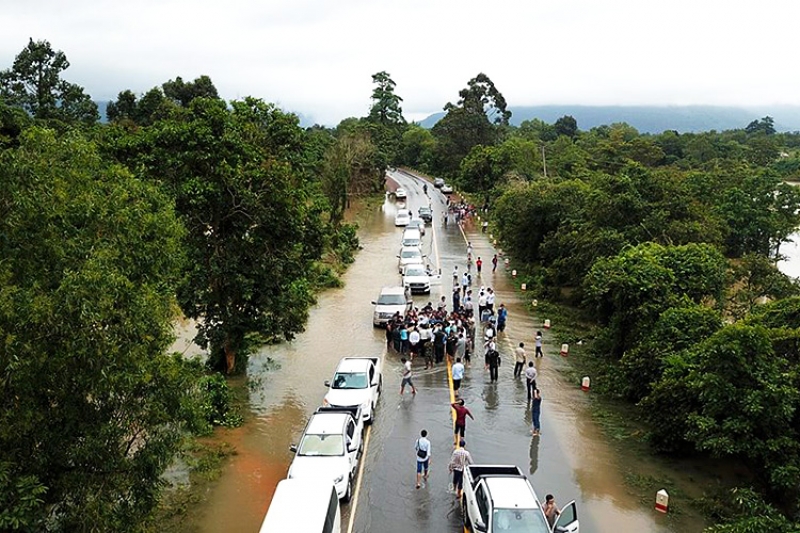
[{"xmin": 553, "ymin": 500, "xmax": 579, "ymax": 533}]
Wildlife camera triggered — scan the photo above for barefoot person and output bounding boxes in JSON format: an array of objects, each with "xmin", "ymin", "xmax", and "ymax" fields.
[
  {"xmin": 448, "ymin": 439, "xmax": 473, "ymax": 499},
  {"xmin": 400, "ymin": 358, "xmax": 417, "ymax": 395}
]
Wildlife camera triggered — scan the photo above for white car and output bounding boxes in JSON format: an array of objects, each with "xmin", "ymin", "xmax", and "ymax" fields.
[
  {"xmin": 394, "ymin": 187, "xmax": 407, "ymax": 199},
  {"xmin": 407, "ymin": 217, "xmax": 426, "ymax": 236},
  {"xmin": 394, "ymin": 208, "xmax": 411, "ymax": 226},
  {"xmin": 402, "ymin": 263, "xmax": 431, "ymax": 294},
  {"xmin": 463, "ymin": 465, "xmax": 579, "ymax": 533},
  {"xmin": 441, "ymin": 184, "xmax": 453, "ymax": 194},
  {"xmin": 433, "ymin": 178, "xmax": 445, "ymax": 188},
  {"xmin": 288, "ymin": 407, "xmax": 364, "ymax": 502},
  {"xmin": 372, "ymin": 286, "xmax": 413, "ymax": 326},
  {"xmin": 397, "ymin": 246, "xmax": 424, "ymax": 273},
  {"xmin": 324, "ymin": 357, "xmax": 382, "ymax": 424}
]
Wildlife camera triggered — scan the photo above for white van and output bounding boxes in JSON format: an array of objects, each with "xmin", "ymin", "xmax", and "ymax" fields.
[
  {"xmin": 259, "ymin": 478, "xmax": 341, "ymax": 533},
  {"xmin": 401, "ymin": 228, "xmax": 422, "ymax": 248}
]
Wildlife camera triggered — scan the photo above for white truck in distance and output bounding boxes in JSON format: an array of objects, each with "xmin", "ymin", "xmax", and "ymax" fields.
[
  {"xmin": 323, "ymin": 357, "xmax": 382, "ymax": 424},
  {"xmin": 288, "ymin": 406, "xmax": 364, "ymax": 503},
  {"xmin": 462, "ymin": 465, "xmax": 579, "ymax": 533}
]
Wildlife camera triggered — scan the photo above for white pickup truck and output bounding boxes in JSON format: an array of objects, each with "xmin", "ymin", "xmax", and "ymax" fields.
[
  {"xmin": 462, "ymin": 465, "xmax": 579, "ymax": 533},
  {"xmin": 323, "ymin": 357, "xmax": 382, "ymax": 424},
  {"xmin": 288, "ymin": 406, "xmax": 364, "ymax": 502}
]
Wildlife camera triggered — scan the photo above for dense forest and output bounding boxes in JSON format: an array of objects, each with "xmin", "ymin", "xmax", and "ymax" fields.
[{"xmin": 3, "ymin": 37, "xmax": 800, "ymax": 531}]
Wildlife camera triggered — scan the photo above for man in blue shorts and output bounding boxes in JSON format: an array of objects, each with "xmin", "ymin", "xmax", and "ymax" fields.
[{"xmin": 415, "ymin": 429, "xmax": 431, "ymax": 488}]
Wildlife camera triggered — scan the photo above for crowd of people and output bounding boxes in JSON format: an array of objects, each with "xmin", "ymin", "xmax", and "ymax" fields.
[{"xmin": 395, "ymin": 190, "xmax": 562, "ymax": 526}]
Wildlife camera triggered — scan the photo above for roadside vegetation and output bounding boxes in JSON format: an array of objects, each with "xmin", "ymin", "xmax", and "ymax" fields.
[{"xmin": 3, "ymin": 36, "xmax": 800, "ymax": 531}]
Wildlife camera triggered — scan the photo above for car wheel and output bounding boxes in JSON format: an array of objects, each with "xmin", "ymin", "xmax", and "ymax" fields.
[
  {"xmin": 342, "ymin": 474, "xmax": 353, "ymax": 503},
  {"xmin": 462, "ymin": 495, "xmax": 472, "ymax": 529}
]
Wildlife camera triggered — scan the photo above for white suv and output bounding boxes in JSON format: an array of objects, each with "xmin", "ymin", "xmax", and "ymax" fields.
[
  {"xmin": 288, "ymin": 406, "xmax": 364, "ymax": 502},
  {"xmin": 372, "ymin": 286, "xmax": 412, "ymax": 326}
]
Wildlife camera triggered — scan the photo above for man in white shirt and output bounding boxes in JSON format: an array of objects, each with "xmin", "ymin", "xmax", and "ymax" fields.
[
  {"xmin": 525, "ymin": 361, "xmax": 538, "ymax": 400},
  {"xmin": 401, "ymin": 358, "xmax": 416, "ymax": 395},
  {"xmin": 452, "ymin": 357, "xmax": 465, "ymax": 393},
  {"xmin": 461, "ymin": 272, "xmax": 469, "ymax": 296},
  {"xmin": 409, "ymin": 327, "xmax": 421, "ymax": 360},
  {"xmin": 514, "ymin": 342, "xmax": 527, "ymax": 378},
  {"xmin": 478, "ymin": 290, "xmax": 487, "ymax": 319},
  {"xmin": 486, "ymin": 288, "xmax": 496, "ymax": 314},
  {"xmin": 415, "ymin": 429, "xmax": 431, "ymax": 489}
]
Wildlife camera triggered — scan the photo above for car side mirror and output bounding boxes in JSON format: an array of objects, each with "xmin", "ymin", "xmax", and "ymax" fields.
[
  {"xmin": 371, "ymin": 301, "xmax": 377, "ymax": 305},
  {"xmin": 290, "ymin": 444, "xmax": 297, "ymax": 453},
  {"xmin": 475, "ymin": 520, "xmax": 487, "ymax": 532},
  {"xmin": 324, "ymin": 380, "xmax": 331, "ymax": 387},
  {"xmin": 348, "ymin": 443, "xmax": 358, "ymax": 453}
]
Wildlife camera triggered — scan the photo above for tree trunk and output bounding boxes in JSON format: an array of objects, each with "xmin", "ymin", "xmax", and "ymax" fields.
[{"xmin": 224, "ymin": 339, "xmax": 236, "ymax": 375}]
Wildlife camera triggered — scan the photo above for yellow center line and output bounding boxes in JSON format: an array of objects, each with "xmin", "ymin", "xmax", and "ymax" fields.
[{"xmin": 346, "ymin": 424, "xmax": 371, "ymax": 533}]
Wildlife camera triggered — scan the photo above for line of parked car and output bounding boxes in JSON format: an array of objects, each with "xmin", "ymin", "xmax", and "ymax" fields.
[{"xmin": 259, "ymin": 355, "xmax": 384, "ymax": 532}]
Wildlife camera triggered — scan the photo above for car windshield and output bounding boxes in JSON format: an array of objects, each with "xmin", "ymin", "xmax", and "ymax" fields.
[
  {"xmin": 401, "ymin": 250, "xmax": 421, "ymax": 259},
  {"xmin": 331, "ymin": 372, "xmax": 368, "ymax": 389},
  {"xmin": 491, "ymin": 509, "xmax": 550, "ymax": 532},
  {"xmin": 419, "ymin": 207, "xmax": 431, "ymax": 214},
  {"xmin": 377, "ymin": 293, "xmax": 407, "ymax": 305},
  {"xmin": 404, "ymin": 266, "xmax": 426, "ymax": 277},
  {"xmin": 408, "ymin": 220, "xmax": 420, "ymax": 227},
  {"xmin": 297, "ymin": 434, "xmax": 344, "ymax": 456}
]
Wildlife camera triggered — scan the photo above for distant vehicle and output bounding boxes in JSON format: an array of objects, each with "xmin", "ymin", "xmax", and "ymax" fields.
[
  {"xmin": 397, "ymin": 246, "xmax": 425, "ymax": 273},
  {"xmin": 441, "ymin": 184, "xmax": 454, "ymax": 194},
  {"xmin": 372, "ymin": 286, "xmax": 413, "ymax": 326},
  {"xmin": 418, "ymin": 206, "xmax": 433, "ymax": 224},
  {"xmin": 402, "ymin": 263, "xmax": 431, "ymax": 294},
  {"xmin": 324, "ymin": 357, "xmax": 383, "ymax": 424},
  {"xmin": 401, "ymin": 228, "xmax": 422, "ymax": 248},
  {"xmin": 462, "ymin": 465, "xmax": 579, "ymax": 533},
  {"xmin": 407, "ymin": 217, "xmax": 426, "ymax": 236},
  {"xmin": 434, "ymin": 178, "xmax": 445, "ymax": 188},
  {"xmin": 394, "ymin": 208, "xmax": 411, "ymax": 226},
  {"xmin": 259, "ymin": 478, "xmax": 341, "ymax": 533},
  {"xmin": 394, "ymin": 187, "xmax": 407, "ymax": 199},
  {"xmin": 288, "ymin": 407, "xmax": 365, "ymax": 502}
]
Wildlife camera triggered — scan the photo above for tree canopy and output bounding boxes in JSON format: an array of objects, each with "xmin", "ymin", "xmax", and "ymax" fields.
[{"xmin": 0, "ymin": 39, "xmax": 98, "ymax": 124}]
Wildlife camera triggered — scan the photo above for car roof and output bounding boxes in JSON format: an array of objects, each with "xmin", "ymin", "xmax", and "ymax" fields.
[
  {"xmin": 306, "ymin": 411, "xmax": 350, "ymax": 434},
  {"xmin": 485, "ymin": 477, "xmax": 539, "ymax": 509},
  {"xmin": 404, "ymin": 264, "xmax": 427, "ymax": 273},
  {"xmin": 397, "ymin": 209, "xmax": 410, "ymax": 215},
  {"xmin": 380, "ymin": 286, "xmax": 407, "ymax": 295},
  {"xmin": 400, "ymin": 246, "xmax": 421, "ymax": 254},
  {"xmin": 336, "ymin": 358, "xmax": 371, "ymax": 372}
]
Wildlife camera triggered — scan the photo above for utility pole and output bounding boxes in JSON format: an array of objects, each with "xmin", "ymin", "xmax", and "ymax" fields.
[{"xmin": 541, "ymin": 145, "xmax": 548, "ymax": 178}]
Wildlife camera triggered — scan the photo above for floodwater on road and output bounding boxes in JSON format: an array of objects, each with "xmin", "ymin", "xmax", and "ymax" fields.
[{"xmin": 188, "ymin": 169, "xmax": 710, "ymax": 532}]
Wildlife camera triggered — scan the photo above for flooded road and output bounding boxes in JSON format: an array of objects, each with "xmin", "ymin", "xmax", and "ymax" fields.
[{"xmin": 191, "ymin": 170, "xmax": 704, "ymax": 532}]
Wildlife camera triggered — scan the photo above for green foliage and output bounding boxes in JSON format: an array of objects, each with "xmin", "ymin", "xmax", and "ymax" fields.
[
  {"xmin": 702, "ymin": 487, "xmax": 800, "ymax": 532},
  {"xmin": 0, "ymin": 462, "xmax": 47, "ymax": 532},
  {"xmin": 0, "ymin": 39, "xmax": 98, "ymax": 124},
  {"xmin": 399, "ymin": 124, "xmax": 436, "ymax": 171},
  {"xmin": 113, "ymin": 97, "xmax": 324, "ymax": 374},
  {"xmin": 197, "ymin": 374, "xmax": 243, "ymax": 430},
  {"xmin": 367, "ymin": 71, "xmax": 405, "ymax": 126},
  {"xmin": 0, "ymin": 127, "xmax": 197, "ymax": 530},
  {"xmin": 431, "ymin": 73, "xmax": 510, "ymax": 177}
]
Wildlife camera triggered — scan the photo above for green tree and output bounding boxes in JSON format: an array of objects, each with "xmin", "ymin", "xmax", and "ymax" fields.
[
  {"xmin": 553, "ymin": 115, "xmax": 578, "ymax": 138},
  {"xmin": 161, "ymin": 75, "xmax": 220, "ymax": 107},
  {"xmin": 367, "ymin": 71, "xmax": 404, "ymax": 126},
  {"xmin": 399, "ymin": 124, "xmax": 436, "ymax": 170},
  {"xmin": 121, "ymin": 97, "xmax": 324, "ymax": 374},
  {"xmin": 431, "ymin": 73, "xmax": 510, "ymax": 177},
  {"xmin": 0, "ymin": 127, "xmax": 196, "ymax": 530},
  {"xmin": 0, "ymin": 39, "xmax": 98, "ymax": 124},
  {"xmin": 745, "ymin": 116, "xmax": 776, "ymax": 135},
  {"xmin": 321, "ymin": 130, "xmax": 380, "ymax": 224}
]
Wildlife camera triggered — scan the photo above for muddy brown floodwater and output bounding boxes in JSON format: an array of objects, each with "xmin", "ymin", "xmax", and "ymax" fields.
[{"xmin": 186, "ymin": 171, "xmax": 712, "ymax": 533}]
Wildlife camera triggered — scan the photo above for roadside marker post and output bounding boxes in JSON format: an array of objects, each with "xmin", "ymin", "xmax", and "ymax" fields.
[
  {"xmin": 581, "ymin": 376, "xmax": 590, "ymax": 391},
  {"xmin": 544, "ymin": 319, "xmax": 551, "ymax": 329},
  {"xmin": 655, "ymin": 489, "xmax": 669, "ymax": 513},
  {"xmin": 560, "ymin": 343, "xmax": 569, "ymax": 357}
]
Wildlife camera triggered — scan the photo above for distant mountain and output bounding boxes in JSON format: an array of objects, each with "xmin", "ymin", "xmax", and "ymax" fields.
[{"xmin": 417, "ymin": 105, "xmax": 800, "ymax": 134}]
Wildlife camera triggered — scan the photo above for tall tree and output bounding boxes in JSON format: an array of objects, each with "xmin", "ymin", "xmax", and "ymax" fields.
[
  {"xmin": 554, "ymin": 115, "xmax": 578, "ymax": 138},
  {"xmin": 161, "ymin": 75, "xmax": 220, "ymax": 107},
  {"xmin": 431, "ymin": 73, "xmax": 510, "ymax": 177},
  {"xmin": 121, "ymin": 97, "xmax": 324, "ymax": 373},
  {"xmin": 367, "ymin": 71, "xmax": 405, "ymax": 126},
  {"xmin": 0, "ymin": 127, "xmax": 194, "ymax": 530},
  {"xmin": 0, "ymin": 39, "xmax": 98, "ymax": 124}
]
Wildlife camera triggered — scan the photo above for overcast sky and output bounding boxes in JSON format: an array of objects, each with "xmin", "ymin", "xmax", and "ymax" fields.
[{"xmin": 1, "ymin": 0, "xmax": 797, "ymax": 125}]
